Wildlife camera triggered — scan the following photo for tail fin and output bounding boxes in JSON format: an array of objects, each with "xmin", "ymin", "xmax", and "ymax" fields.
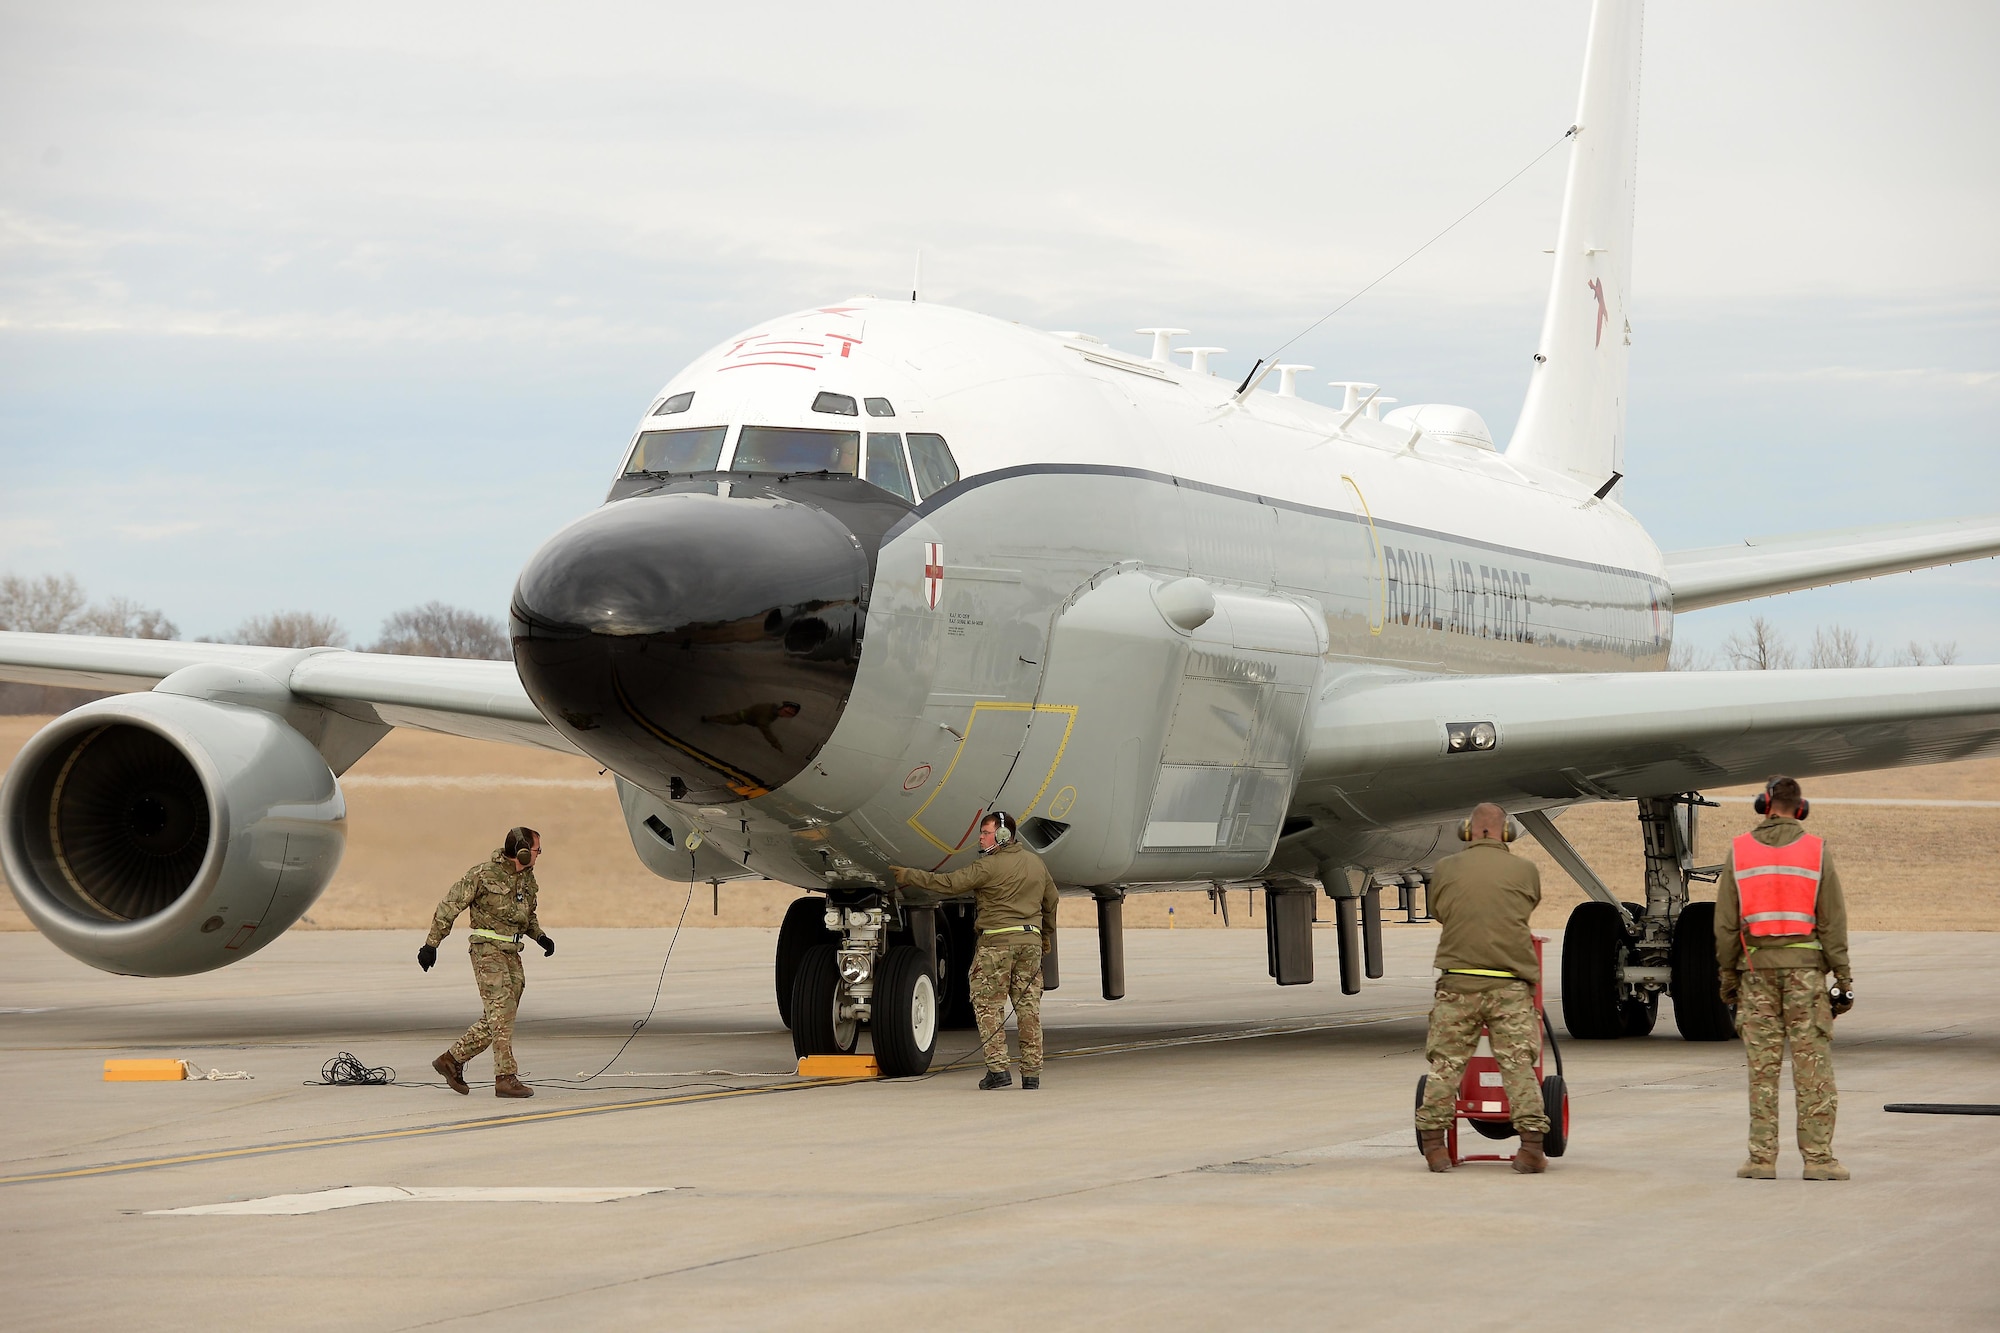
[{"xmin": 1507, "ymin": 0, "xmax": 1645, "ymax": 491}]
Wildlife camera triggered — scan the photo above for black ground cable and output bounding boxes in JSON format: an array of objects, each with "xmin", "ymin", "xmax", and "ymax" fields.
[
  {"xmin": 1884, "ymin": 1104, "xmax": 2000, "ymax": 1116},
  {"xmin": 313, "ymin": 1052, "xmax": 395, "ymax": 1085},
  {"xmin": 1541, "ymin": 1010, "xmax": 1565, "ymax": 1080},
  {"xmin": 533, "ymin": 870, "xmax": 699, "ymax": 1089}
]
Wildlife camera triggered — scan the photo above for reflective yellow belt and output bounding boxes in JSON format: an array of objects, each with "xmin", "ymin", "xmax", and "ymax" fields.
[
  {"xmin": 1445, "ymin": 968, "xmax": 1518, "ymax": 978},
  {"xmin": 470, "ymin": 928, "xmax": 522, "ymax": 946},
  {"xmin": 982, "ymin": 925, "xmax": 1040, "ymax": 936},
  {"xmin": 1751, "ymin": 942, "xmax": 1821, "ymax": 950}
]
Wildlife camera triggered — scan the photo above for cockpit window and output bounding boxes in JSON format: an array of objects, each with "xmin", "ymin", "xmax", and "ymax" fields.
[
  {"xmin": 733, "ymin": 425, "xmax": 859, "ymax": 474},
  {"xmin": 864, "ymin": 432, "xmax": 914, "ymax": 502},
  {"xmin": 651, "ymin": 391, "xmax": 694, "ymax": 416},
  {"xmin": 624, "ymin": 426, "xmax": 727, "ymax": 474},
  {"xmin": 811, "ymin": 391, "xmax": 858, "ymax": 416},
  {"xmin": 864, "ymin": 397, "xmax": 895, "ymax": 418},
  {"xmin": 905, "ymin": 432, "xmax": 960, "ymax": 499}
]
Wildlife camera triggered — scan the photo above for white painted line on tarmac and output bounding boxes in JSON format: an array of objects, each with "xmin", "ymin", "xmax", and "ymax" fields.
[{"xmin": 149, "ymin": 1185, "xmax": 678, "ymax": 1216}]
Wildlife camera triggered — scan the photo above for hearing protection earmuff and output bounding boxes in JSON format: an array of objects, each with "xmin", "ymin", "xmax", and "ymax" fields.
[
  {"xmin": 984, "ymin": 811, "xmax": 1015, "ymax": 847},
  {"xmin": 1753, "ymin": 780, "xmax": 1809, "ymax": 820},
  {"xmin": 1458, "ymin": 816, "xmax": 1521, "ymax": 843}
]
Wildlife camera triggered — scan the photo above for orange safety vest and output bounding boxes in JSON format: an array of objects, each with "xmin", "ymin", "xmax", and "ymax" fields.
[{"xmin": 1731, "ymin": 831, "xmax": 1824, "ymax": 937}]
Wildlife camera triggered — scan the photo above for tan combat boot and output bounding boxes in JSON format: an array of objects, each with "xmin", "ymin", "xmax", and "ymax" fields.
[
  {"xmin": 1512, "ymin": 1131, "xmax": 1547, "ymax": 1174},
  {"xmin": 1418, "ymin": 1129, "xmax": 1453, "ymax": 1173},
  {"xmin": 1736, "ymin": 1159, "xmax": 1777, "ymax": 1180},
  {"xmin": 494, "ymin": 1073, "xmax": 534, "ymax": 1098},
  {"xmin": 1803, "ymin": 1159, "xmax": 1849, "ymax": 1181},
  {"xmin": 433, "ymin": 1051, "xmax": 469, "ymax": 1096}
]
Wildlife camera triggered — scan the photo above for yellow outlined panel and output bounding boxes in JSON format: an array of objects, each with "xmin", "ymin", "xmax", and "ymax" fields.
[{"xmin": 906, "ymin": 702, "xmax": 1077, "ymax": 855}]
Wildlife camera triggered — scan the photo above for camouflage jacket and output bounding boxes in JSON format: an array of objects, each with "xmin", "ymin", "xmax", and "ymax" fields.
[
  {"xmin": 898, "ymin": 842, "xmax": 1058, "ymax": 945},
  {"xmin": 425, "ymin": 851, "xmax": 543, "ymax": 951},
  {"xmin": 1714, "ymin": 817, "xmax": 1850, "ymax": 985}
]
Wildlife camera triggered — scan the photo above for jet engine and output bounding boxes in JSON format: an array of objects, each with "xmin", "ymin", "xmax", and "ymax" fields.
[{"xmin": 0, "ymin": 684, "xmax": 346, "ymax": 976}]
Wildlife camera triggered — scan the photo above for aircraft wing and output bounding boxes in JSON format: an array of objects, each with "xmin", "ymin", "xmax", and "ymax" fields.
[
  {"xmin": 1664, "ymin": 514, "xmax": 2000, "ymax": 613},
  {"xmin": 0, "ymin": 631, "xmax": 569, "ymax": 753},
  {"xmin": 1298, "ymin": 664, "xmax": 2000, "ymax": 825}
]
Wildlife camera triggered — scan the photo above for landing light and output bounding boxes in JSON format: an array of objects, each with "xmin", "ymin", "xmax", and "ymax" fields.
[{"xmin": 1446, "ymin": 721, "xmax": 1498, "ymax": 754}]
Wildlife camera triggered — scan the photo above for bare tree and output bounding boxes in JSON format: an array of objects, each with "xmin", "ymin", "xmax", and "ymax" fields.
[
  {"xmin": 1895, "ymin": 638, "xmax": 1962, "ymax": 666},
  {"xmin": 232, "ymin": 611, "xmax": 349, "ymax": 649},
  {"xmin": 75, "ymin": 597, "xmax": 178, "ymax": 640},
  {"xmin": 1808, "ymin": 624, "xmax": 1878, "ymax": 669},
  {"xmin": 0, "ymin": 573, "xmax": 89, "ymax": 633},
  {"xmin": 1667, "ymin": 640, "xmax": 1715, "ymax": 671},
  {"xmin": 372, "ymin": 602, "xmax": 508, "ymax": 659},
  {"xmin": 1721, "ymin": 615, "xmax": 1797, "ymax": 670}
]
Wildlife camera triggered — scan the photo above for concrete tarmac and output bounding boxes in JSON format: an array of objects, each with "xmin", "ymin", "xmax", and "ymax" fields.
[{"xmin": 3, "ymin": 924, "xmax": 1997, "ymax": 1330}]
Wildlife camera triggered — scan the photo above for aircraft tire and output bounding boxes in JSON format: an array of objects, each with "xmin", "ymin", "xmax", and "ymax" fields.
[
  {"xmin": 790, "ymin": 942, "xmax": 857, "ymax": 1057},
  {"xmin": 775, "ymin": 896, "xmax": 835, "ymax": 1031},
  {"xmin": 872, "ymin": 945, "xmax": 939, "ymax": 1077},
  {"xmin": 1560, "ymin": 901, "xmax": 1628, "ymax": 1039},
  {"xmin": 1670, "ymin": 901, "xmax": 1738, "ymax": 1041},
  {"xmin": 1541, "ymin": 1074, "xmax": 1569, "ymax": 1157}
]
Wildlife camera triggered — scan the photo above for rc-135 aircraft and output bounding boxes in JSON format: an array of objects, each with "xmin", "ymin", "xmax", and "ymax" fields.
[{"xmin": 5, "ymin": 0, "xmax": 1999, "ymax": 1075}]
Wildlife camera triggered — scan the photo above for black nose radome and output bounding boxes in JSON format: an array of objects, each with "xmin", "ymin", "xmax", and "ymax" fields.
[{"xmin": 511, "ymin": 492, "xmax": 868, "ymax": 802}]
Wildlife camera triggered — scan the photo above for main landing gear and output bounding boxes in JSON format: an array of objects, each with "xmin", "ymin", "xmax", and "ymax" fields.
[
  {"xmin": 1524, "ymin": 795, "xmax": 1738, "ymax": 1043},
  {"xmin": 774, "ymin": 894, "xmax": 977, "ymax": 1077}
]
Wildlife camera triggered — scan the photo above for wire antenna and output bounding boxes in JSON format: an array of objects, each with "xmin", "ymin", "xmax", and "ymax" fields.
[{"xmin": 1245, "ymin": 124, "xmax": 1578, "ymax": 383}]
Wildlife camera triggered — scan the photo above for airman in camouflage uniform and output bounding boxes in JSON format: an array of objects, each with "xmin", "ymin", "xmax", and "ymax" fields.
[
  {"xmin": 1715, "ymin": 777, "xmax": 1852, "ymax": 1181},
  {"xmin": 1415, "ymin": 803, "xmax": 1550, "ymax": 1174},
  {"xmin": 418, "ymin": 827, "xmax": 554, "ymax": 1098},
  {"xmin": 892, "ymin": 811, "xmax": 1059, "ymax": 1090}
]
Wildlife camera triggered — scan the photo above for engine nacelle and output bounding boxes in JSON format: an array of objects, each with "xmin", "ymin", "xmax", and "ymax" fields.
[{"xmin": 0, "ymin": 690, "xmax": 345, "ymax": 976}]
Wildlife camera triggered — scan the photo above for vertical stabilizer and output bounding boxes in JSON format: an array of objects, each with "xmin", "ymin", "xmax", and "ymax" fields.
[{"xmin": 1507, "ymin": 0, "xmax": 1644, "ymax": 491}]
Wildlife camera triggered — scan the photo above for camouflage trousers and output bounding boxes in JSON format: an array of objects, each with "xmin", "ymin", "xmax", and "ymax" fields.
[
  {"xmin": 1416, "ymin": 983, "xmax": 1549, "ymax": 1133},
  {"xmin": 969, "ymin": 935, "xmax": 1045, "ymax": 1074},
  {"xmin": 450, "ymin": 940, "xmax": 526, "ymax": 1077},
  {"xmin": 1739, "ymin": 969, "xmax": 1837, "ymax": 1164}
]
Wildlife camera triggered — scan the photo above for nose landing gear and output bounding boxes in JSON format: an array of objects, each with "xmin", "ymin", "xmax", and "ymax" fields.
[{"xmin": 786, "ymin": 898, "xmax": 939, "ymax": 1076}]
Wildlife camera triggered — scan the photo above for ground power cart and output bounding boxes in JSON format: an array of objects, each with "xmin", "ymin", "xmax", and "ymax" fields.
[{"xmin": 1415, "ymin": 935, "xmax": 1570, "ymax": 1166}]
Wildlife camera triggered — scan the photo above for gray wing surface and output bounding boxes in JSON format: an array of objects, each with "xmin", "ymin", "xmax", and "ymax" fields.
[
  {"xmin": 1299, "ymin": 665, "xmax": 2000, "ymax": 825},
  {"xmin": 1665, "ymin": 513, "xmax": 2000, "ymax": 612},
  {"xmin": 0, "ymin": 631, "xmax": 570, "ymax": 753}
]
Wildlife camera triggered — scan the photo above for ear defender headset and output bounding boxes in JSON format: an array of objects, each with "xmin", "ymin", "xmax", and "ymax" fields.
[
  {"xmin": 1753, "ymin": 779, "xmax": 1809, "ymax": 820},
  {"xmin": 1458, "ymin": 815, "xmax": 1521, "ymax": 842},
  {"xmin": 982, "ymin": 811, "xmax": 1016, "ymax": 850}
]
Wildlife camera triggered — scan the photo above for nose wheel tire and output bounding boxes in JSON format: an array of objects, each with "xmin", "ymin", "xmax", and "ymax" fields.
[
  {"xmin": 871, "ymin": 945, "xmax": 938, "ymax": 1077},
  {"xmin": 790, "ymin": 942, "xmax": 857, "ymax": 1057},
  {"xmin": 775, "ymin": 896, "xmax": 836, "ymax": 1030},
  {"xmin": 1669, "ymin": 901, "xmax": 1738, "ymax": 1041}
]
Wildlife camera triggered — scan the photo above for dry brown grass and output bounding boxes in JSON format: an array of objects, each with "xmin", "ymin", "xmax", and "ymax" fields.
[{"xmin": 3, "ymin": 715, "xmax": 1996, "ymax": 934}]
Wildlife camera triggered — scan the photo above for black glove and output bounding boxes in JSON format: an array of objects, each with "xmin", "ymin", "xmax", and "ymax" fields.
[
  {"xmin": 1829, "ymin": 982, "xmax": 1854, "ymax": 1018},
  {"xmin": 417, "ymin": 944, "xmax": 437, "ymax": 972},
  {"xmin": 537, "ymin": 934, "xmax": 555, "ymax": 957}
]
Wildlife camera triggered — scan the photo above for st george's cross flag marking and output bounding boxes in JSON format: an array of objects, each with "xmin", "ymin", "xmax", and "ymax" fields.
[{"xmin": 923, "ymin": 543, "xmax": 944, "ymax": 610}]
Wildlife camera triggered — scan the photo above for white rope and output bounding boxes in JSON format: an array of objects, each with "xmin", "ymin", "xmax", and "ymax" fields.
[{"xmin": 179, "ymin": 1060, "xmax": 253, "ymax": 1081}]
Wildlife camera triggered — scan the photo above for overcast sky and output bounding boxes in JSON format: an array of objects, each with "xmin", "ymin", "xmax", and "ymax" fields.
[{"xmin": 2, "ymin": 1, "xmax": 1995, "ymax": 660}]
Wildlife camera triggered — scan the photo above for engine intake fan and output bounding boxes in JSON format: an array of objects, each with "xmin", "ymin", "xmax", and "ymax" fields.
[{"xmin": 1, "ymin": 690, "xmax": 346, "ymax": 976}]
